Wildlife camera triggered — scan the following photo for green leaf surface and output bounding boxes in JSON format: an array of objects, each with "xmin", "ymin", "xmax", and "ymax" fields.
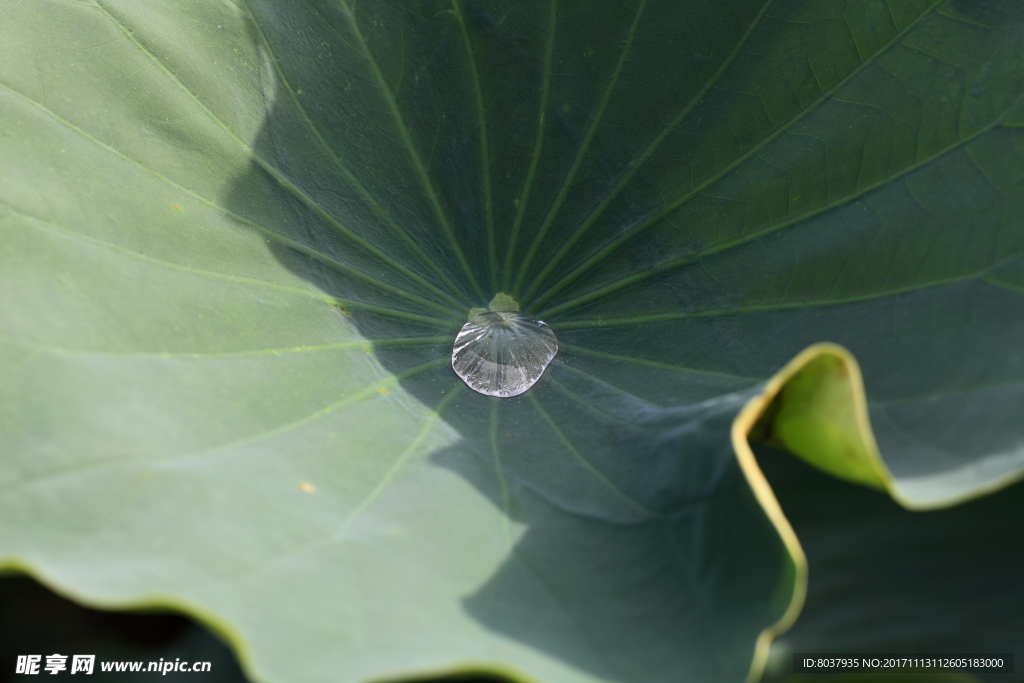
[{"xmin": 1, "ymin": 1, "xmax": 1022, "ymax": 683}]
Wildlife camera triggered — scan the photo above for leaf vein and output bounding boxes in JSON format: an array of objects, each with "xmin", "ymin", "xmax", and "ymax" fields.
[
  {"xmin": 95, "ymin": 0, "xmax": 467, "ymax": 318},
  {"xmin": 528, "ymin": 0, "xmax": 946, "ymax": 311},
  {"xmin": 538, "ymin": 91, "xmax": 1021, "ymax": 318},
  {"xmin": 0, "ymin": 80, "xmax": 461, "ymax": 321},
  {"xmin": 512, "ymin": 0, "xmax": 648, "ymax": 295},
  {"xmin": 520, "ymin": 0, "xmax": 778, "ymax": 305}
]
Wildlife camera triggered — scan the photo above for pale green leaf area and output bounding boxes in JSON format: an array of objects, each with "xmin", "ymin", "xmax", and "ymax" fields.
[{"xmin": 1, "ymin": 1, "xmax": 1023, "ymax": 683}]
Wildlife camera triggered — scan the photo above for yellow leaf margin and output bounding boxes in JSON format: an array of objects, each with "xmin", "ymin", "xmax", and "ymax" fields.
[{"xmin": 735, "ymin": 342, "xmax": 884, "ymax": 682}]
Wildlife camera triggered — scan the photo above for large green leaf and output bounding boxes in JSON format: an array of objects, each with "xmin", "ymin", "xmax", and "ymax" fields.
[{"xmin": 1, "ymin": 1, "xmax": 1022, "ymax": 683}]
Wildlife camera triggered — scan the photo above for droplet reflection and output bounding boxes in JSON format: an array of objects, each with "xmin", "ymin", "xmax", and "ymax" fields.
[{"xmin": 451, "ymin": 311, "xmax": 558, "ymax": 398}]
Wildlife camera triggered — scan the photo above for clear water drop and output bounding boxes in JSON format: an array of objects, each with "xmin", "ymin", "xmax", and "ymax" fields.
[{"xmin": 451, "ymin": 311, "xmax": 558, "ymax": 398}]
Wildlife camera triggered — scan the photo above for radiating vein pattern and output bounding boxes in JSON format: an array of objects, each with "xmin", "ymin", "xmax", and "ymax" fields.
[
  {"xmin": 236, "ymin": 0, "xmax": 1024, "ymax": 411},
  {"xmin": 2, "ymin": 0, "xmax": 1020, "ymax": 524}
]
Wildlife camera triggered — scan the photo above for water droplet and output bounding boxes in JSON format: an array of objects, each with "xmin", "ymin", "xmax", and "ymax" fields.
[{"xmin": 452, "ymin": 311, "xmax": 558, "ymax": 398}]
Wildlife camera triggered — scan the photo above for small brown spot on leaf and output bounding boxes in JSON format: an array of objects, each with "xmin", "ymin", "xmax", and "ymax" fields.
[{"xmin": 328, "ymin": 301, "xmax": 351, "ymax": 316}]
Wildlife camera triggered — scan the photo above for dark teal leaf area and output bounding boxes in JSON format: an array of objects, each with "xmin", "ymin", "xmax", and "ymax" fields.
[{"xmin": 224, "ymin": 0, "xmax": 1024, "ymax": 679}]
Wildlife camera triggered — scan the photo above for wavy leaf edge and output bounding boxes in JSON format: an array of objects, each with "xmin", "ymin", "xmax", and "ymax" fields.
[{"xmin": 733, "ymin": 338, "xmax": 1024, "ymax": 682}]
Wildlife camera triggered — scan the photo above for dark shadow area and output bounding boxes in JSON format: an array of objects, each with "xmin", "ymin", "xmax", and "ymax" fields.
[
  {"xmin": 415, "ymin": 674, "xmax": 519, "ymax": 683},
  {"xmin": 755, "ymin": 444, "xmax": 1024, "ymax": 683},
  {"xmin": 0, "ymin": 574, "xmax": 249, "ymax": 682},
  {"xmin": 0, "ymin": 576, "xmax": 522, "ymax": 683},
  {"xmin": 434, "ymin": 434, "xmax": 791, "ymax": 683}
]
